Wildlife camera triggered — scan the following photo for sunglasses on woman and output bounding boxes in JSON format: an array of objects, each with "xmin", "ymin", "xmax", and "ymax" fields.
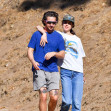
[{"xmin": 63, "ymin": 20, "xmax": 73, "ymax": 25}]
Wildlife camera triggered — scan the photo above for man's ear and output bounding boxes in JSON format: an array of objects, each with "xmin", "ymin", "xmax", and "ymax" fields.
[{"xmin": 43, "ymin": 20, "xmax": 46, "ymax": 26}]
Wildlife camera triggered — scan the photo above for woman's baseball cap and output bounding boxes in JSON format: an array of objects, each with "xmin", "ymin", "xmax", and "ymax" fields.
[{"xmin": 63, "ymin": 15, "xmax": 74, "ymax": 23}]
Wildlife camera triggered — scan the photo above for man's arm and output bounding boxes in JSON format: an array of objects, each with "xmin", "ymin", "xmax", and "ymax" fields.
[
  {"xmin": 28, "ymin": 47, "xmax": 40, "ymax": 70},
  {"xmin": 45, "ymin": 51, "xmax": 65, "ymax": 60}
]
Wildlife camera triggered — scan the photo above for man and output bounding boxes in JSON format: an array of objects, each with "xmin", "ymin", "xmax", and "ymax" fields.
[{"xmin": 28, "ymin": 11, "xmax": 65, "ymax": 111}]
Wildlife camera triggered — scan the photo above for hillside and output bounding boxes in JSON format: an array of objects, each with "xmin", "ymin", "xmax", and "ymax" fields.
[{"xmin": 0, "ymin": 0, "xmax": 111, "ymax": 111}]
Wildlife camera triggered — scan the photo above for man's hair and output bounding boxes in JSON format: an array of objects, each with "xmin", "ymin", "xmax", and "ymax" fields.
[{"xmin": 42, "ymin": 11, "xmax": 58, "ymax": 26}]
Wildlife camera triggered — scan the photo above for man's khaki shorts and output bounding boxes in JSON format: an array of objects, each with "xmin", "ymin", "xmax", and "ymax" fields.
[{"xmin": 33, "ymin": 70, "xmax": 60, "ymax": 91}]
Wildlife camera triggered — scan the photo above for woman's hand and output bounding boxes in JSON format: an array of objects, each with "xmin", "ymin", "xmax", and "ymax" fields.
[
  {"xmin": 40, "ymin": 33, "xmax": 48, "ymax": 46},
  {"xmin": 83, "ymin": 75, "xmax": 85, "ymax": 83},
  {"xmin": 36, "ymin": 25, "xmax": 48, "ymax": 46}
]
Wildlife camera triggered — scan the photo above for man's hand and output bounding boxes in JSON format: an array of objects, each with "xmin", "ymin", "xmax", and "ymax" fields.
[
  {"xmin": 44, "ymin": 52, "xmax": 56, "ymax": 60},
  {"xmin": 40, "ymin": 33, "xmax": 48, "ymax": 46},
  {"xmin": 32, "ymin": 61, "xmax": 40, "ymax": 70}
]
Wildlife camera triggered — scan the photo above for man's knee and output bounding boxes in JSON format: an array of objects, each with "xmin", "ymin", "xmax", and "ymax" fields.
[
  {"xmin": 50, "ymin": 95, "xmax": 58, "ymax": 103},
  {"xmin": 39, "ymin": 88, "xmax": 47, "ymax": 102},
  {"xmin": 40, "ymin": 94, "xmax": 47, "ymax": 101},
  {"xmin": 49, "ymin": 90, "xmax": 59, "ymax": 102}
]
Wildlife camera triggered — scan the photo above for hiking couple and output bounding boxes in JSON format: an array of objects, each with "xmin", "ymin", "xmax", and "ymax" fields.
[{"xmin": 28, "ymin": 11, "xmax": 85, "ymax": 111}]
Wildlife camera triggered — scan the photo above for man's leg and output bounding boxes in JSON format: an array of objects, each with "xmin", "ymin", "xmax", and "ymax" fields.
[
  {"xmin": 48, "ymin": 89, "xmax": 59, "ymax": 111},
  {"xmin": 39, "ymin": 87, "xmax": 48, "ymax": 111}
]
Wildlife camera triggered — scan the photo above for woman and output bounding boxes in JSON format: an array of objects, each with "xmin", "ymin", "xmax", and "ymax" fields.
[{"xmin": 37, "ymin": 14, "xmax": 86, "ymax": 111}]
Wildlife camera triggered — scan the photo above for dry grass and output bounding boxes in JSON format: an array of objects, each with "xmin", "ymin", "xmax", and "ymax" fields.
[{"xmin": 0, "ymin": 0, "xmax": 111, "ymax": 111}]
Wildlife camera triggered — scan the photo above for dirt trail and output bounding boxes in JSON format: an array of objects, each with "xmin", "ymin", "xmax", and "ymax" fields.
[{"xmin": 0, "ymin": 0, "xmax": 111, "ymax": 111}]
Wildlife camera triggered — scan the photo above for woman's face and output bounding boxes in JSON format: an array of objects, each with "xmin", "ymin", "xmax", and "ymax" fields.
[{"xmin": 62, "ymin": 20, "xmax": 74, "ymax": 33}]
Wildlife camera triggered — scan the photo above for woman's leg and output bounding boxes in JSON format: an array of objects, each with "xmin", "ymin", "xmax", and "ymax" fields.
[
  {"xmin": 72, "ymin": 72, "xmax": 84, "ymax": 111},
  {"xmin": 60, "ymin": 68, "xmax": 72, "ymax": 111}
]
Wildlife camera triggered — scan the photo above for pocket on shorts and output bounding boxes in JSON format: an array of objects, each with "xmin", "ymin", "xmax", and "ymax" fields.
[
  {"xmin": 54, "ymin": 72, "xmax": 60, "ymax": 82},
  {"xmin": 33, "ymin": 70, "xmax": 38, "ymax": 81}
]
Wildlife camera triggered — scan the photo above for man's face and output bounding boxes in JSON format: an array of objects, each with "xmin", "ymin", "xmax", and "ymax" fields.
[{"xmin": 44, "ymin": 17, "xmax": 57, "ymax": 33}]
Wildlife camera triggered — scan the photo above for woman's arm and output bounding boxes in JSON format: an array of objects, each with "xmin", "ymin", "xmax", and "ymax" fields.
[
  {"xmin": 37, "ymin": 25, "xmax": 47, "ymax": 46},
  {"xmin": 37, "ymin": 26, "xmax": 65, "ymax": 59}
]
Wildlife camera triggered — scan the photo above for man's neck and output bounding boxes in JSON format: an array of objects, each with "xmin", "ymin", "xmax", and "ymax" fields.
[{"xmin": 44, "ymin": 27, "xmax": 54, "ymax": 33}]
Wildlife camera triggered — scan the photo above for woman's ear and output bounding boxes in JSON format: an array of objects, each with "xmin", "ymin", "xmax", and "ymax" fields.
[{"xmin": 72, "ymin": 23, "xmax": 75, "ymax": 28}]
